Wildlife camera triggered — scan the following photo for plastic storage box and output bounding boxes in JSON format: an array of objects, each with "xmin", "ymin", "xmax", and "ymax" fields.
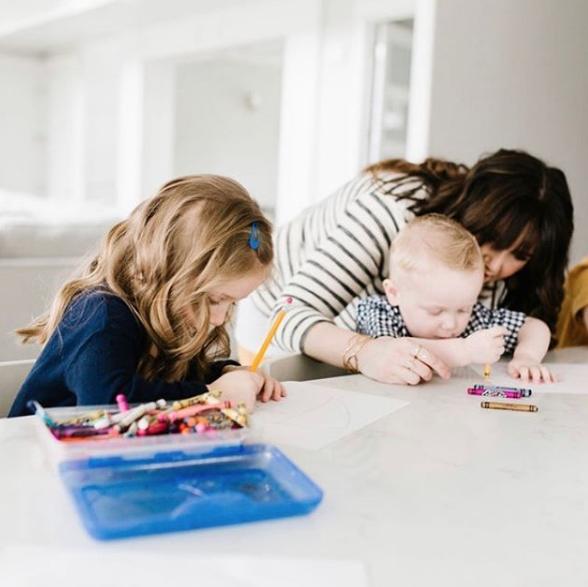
[
  {"xmin": 34, "ymin": 404, "xmax": 323, "ymax": 539},
  {"xmin": 59, "ymin": 443, "xmax": 324, "ymax": 540},
  {"xmin": 34, "ymin": 404, "xmax": 248, "ymax": 466}
]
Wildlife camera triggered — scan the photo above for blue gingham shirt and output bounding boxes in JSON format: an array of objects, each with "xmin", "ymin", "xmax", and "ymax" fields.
[{"xmin": 356, "ymin": 296, "xmax": 526, "ymax": 354}]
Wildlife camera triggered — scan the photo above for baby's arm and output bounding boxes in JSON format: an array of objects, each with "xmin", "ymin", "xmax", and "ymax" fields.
[{"xmin": 507, "ymin": 317, "xmax": 554, "ymax": 383}]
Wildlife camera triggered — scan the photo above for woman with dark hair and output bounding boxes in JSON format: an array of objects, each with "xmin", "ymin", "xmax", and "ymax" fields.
[{"xmin": 235, "ymin": 149, "xmax": 574, "ymax": 385}]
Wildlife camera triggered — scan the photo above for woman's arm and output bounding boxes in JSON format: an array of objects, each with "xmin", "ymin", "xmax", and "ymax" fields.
[
  {"xmin": 303, "ymin": 322, "xmax": 451, "ymax": 384},
  {"xmin": 272, "ymin": 180, "xmax": 412, "ymax": 353}
]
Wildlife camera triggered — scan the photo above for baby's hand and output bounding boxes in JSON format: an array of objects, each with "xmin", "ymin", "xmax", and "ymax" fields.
[
  {"xmin": 507, "ymin": 358, "xmax": 556, "ymax": 383},
  {"xmin": 464, "ymin": 326, "xmax": 506, "ymax": 364}
]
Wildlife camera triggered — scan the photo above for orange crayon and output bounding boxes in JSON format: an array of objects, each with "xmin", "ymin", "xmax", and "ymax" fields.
[{"xmin": 483, "ymin": 363, "xmax": 491, "ymax": 379}]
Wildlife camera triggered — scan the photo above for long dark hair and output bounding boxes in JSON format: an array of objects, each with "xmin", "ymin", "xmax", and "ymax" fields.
[{"xmin": 365, "ymin": 149, "xmax": 574, "ymax": 331}]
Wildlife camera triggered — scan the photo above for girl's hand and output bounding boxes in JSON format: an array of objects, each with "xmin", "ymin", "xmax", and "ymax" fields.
[
  {"xmin": 209, "ymin": 369, "xmax": 265, "ymax": 412},
  {"xmin": 357, "ymin": 337, "xmax": 450, "ymax": 385},
  {"xmin": 507, "ymin": 358, "xmax": 556, "ymax": 383},
  {"xmin": 464, "ymin": 326, "xmax": 506, "ymax": 364},
  {"xmin": 255, "ymin": 369, "xmax": 287, "ymax": 403},
  {"xmin": 221, "ymin": 365, "xmax": 287, "ymax": 403}
]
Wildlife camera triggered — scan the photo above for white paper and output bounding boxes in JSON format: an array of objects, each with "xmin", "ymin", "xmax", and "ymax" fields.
[
  {"xmin": 252, "ymin": 381, "xmax": 409, "ymax": 449},
  {"xmin": 0, "ymin": 546, "xmax": 368, "ymax": 587},
  {"xmin": 471, "ymin": 362, "xmax": 588, "ymax": 394}
]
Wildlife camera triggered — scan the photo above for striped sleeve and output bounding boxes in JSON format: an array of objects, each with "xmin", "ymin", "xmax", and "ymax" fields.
[{"xmin": 272, "ymin": 184, "xmax": 413, "ymax": 353}]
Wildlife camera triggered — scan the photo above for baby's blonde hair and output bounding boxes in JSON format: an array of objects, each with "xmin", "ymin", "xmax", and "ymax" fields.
[
  {"xmin": 17, "ymin": 175, "xmax": 273, "ymax": 382},
  {"xmin": 390, "ymin": 213, "xmax": 483, "ymax": 275}
]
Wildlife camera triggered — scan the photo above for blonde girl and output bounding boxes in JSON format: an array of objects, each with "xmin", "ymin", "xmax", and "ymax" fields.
[{"xmin": 9, "ymin": 175, "xmax": 284, "ymax": 417}]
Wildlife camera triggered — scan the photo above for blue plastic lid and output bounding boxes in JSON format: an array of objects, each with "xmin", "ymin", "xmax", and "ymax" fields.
[{"xmin": 59, "ymin": 443, "xmax": 323, "ymax": 540}]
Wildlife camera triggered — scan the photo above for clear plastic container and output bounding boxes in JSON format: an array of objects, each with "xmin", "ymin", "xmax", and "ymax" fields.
[{"xmin": 34, "ymin": 404, "xmax": 248, "ymax": 468}]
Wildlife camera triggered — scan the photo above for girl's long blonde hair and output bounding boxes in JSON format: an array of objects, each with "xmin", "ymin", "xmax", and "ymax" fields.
[{"xmin": 17, "ymin": 175, "xmax": 273, "ymax": 382}]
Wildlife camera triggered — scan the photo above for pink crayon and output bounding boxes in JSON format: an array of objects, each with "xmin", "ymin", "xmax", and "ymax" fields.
[
  {"xmin": 116, "ymin": 394, "xmax": 130, "ymax": 412},
  {"xmin": 467, "ymin": 384, "xmax": 531, "ymax": 399},
  {"xmin": 159, "ymin": 401, "xmax": 232, "ymax": 423}
]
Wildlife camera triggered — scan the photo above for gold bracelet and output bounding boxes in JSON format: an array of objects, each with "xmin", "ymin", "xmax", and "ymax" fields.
[
  {"xmin": 342, "ymin": 334, "xmax": 371, "ymax": 374},
  {"xmin": 342, "ymin": 334, "xmax": 362, "ymax": 370}
]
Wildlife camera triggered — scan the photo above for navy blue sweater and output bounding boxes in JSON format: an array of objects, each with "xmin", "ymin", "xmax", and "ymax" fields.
[{"xmin": 9, "ymin": 292, "xmax": 238, "ymax": 417}]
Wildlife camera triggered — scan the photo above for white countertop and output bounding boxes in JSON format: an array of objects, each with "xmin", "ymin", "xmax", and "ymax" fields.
[{"xmin": 1, "ymin": 348, "xmax": 588, "ymax": 586}]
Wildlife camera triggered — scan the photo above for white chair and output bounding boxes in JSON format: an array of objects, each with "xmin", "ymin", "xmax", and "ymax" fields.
[
  {"xmin": 0, "ymin": 359, "xmax": 35, "ymax": 417},
  {"xmin": 261, "ymin": 353, "xmax": 346, "ymax": 382}
]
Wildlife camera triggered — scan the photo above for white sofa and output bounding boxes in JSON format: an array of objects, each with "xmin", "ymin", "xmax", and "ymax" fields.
[{"xmin": 0, "ymin": 221, "xmax": 110, "ymax": 360}]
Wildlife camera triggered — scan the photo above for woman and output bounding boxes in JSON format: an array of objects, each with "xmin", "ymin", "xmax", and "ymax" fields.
[{"xmin": 236, "ymin": 149, "xmax": 574, "ymax": 384}]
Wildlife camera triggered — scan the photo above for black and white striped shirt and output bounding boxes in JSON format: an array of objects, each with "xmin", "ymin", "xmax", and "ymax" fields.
[{"xmin": 251, "ymin": 171, "xmax": 427, "ymax": 352}]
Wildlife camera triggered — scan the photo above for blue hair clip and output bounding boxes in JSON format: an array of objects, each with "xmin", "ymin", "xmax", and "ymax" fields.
[{"xmin": 249, "ymin": 221, "xmax": 260, "ymax": 251}]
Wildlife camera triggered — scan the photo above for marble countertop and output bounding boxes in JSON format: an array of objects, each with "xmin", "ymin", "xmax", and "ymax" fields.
[{"xmin": 1, "ymin": 348, "xmax": 588, "ymax": 586}]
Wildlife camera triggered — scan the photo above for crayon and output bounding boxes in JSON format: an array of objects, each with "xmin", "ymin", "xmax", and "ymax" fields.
[
  {"xmin": 27, "ymin": 400, "xmax": 57, "ymax": 427},
  {"xmin": 116, "ymin": 394, "xmax": 130, "ymax": 412},
  {"xmin": 161, "ymin": 401, "xmax": 232, "ymax": 423},
  {"xmin": 136, "ymin": 422, "xmax": 169, "ymax": 436},
  {"xmin": 484, "ymin": 363, "xmax": 491, "ymax": 379},
  {"xmin": 480, "ymin": 401, "xmax": 538, "ymax": 412},
  {"xmin": 171, "ymin": 390, "xmax": 222, "ymax": 411},
  {"xmin": 468, "ymin": 384, "xmax": 532, "ymax": 399}
]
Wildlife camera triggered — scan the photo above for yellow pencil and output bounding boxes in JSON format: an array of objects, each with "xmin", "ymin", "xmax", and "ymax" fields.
[
  {"xmin": 484, "ymin": 363, "xmax": 491, "ymax": 379},
  {"xmin": 250, "ymin": 298, "xmax": 292, "ymax": 372}
]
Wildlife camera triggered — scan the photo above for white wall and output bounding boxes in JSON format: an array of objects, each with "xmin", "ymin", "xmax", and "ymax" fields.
[
  {"xmin": 0, "ymin": 53, "xmax": 46, "ymax": 195},
  {"xmin": 173, "ymin": 57, "xmax": 282, "ymax": 211},
  {"xmin": 312, "ymin": 0, "xmax": 418, "ymax": 208},
  {"xmin": 426, "ymin": 0, "xmax": 588, "ymax": 263}
]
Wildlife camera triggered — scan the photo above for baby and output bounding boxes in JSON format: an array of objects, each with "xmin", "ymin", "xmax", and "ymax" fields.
[{"xmin": 356, "ymin": 214, "xmax": 554, "ymax": 382}]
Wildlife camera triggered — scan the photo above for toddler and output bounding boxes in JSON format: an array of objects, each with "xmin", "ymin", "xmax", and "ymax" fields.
[
  {"xmin": 9, "ymin": 175, "xmax": 284, "ymax": 417},
  {"xmin": 356, "ymin": 214, "xmax": 554, "ymax": 382}
]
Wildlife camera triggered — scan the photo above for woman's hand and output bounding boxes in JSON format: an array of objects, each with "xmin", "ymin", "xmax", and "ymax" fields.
[
  {"xmin": 357, "ymin": 337, "xmax": 451, "ymax": 385},
  {"xmin": 219, "ymin": 365, "xmax": 287, "ymax": 404},
  {"xmin": 507, "ymin": 357, "xmax": 556, "ymax": 383}
]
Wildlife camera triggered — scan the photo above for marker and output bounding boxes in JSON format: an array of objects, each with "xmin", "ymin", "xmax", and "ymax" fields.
[
  {"xmin": 480, "ymin": 401, "xmax": 538, "ymax": 412},
  {"xmin": 468, "ymin": 384, "xmax": 532, "ymax": 399},
  {"xmin": 250, "ymin": 297, "xmax": 292, "ymax": 371}
]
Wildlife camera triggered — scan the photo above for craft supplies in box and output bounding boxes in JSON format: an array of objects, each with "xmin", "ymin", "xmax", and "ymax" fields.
[
  {"xmin": 30, "ymin": 393, "xmax": 323, "ymax": 539},
  {"xmin": 32, "ymin": 391, "xmax": 249, "ymax": 465}
]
